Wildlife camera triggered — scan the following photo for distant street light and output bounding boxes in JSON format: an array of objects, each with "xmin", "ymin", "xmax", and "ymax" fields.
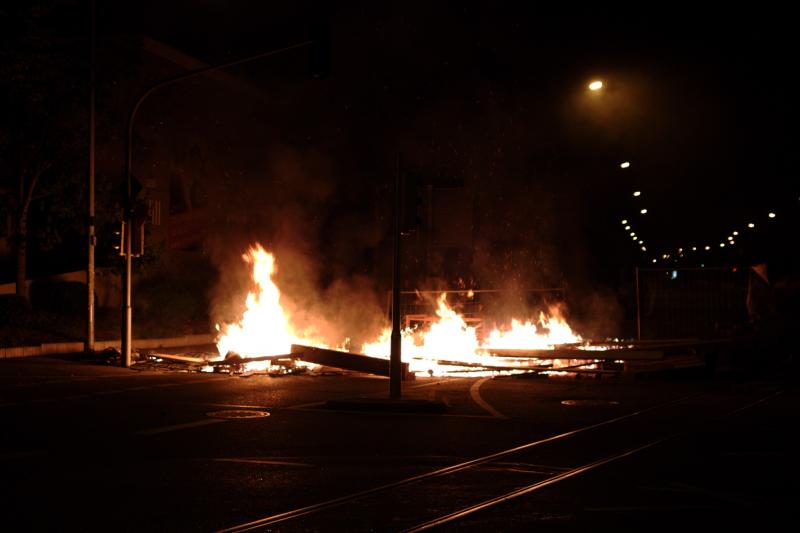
[
  {"xmin": 632, "ymin": 190, "xmax": 640, "ymax": 197},
  {"xmin": 768, "ymin": 212, "xmax": 776, "ymax": 218},
  {"xmin": 620, "ymin": 161, "xmax": 631, "ymax": 169},
  {"xmin": 748, "ymin": 223, "xmax": 755, "ymax": 228},
  {"xmin": 640, "ymin": 208, "xmax": 648, "ymax": 214},
  {"xmin": 589, "ymin": 80, "xmax": 603, "ymax": 91},
  {"xmin": 621, "ymin": 219, "xmax": 628, "ymax": 224}
]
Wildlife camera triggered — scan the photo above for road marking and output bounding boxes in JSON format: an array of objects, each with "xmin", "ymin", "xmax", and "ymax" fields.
[
  {"xmin": 0, "ymin": 450, "xmax": 47, "ymax": 461},
  {"xmin": 285, "ymin": 401, "xmax": 326, "ymax": 410},
  {"xmin": 187, "ymin": 402, "xmax": 273, "ymax": 410},
  {"xmin": 290, "ymin": 406, "xmax": 497, "ymax": 420},
  {"xmin": 407, "ymin": 380, "xmax": 449, "ymax": 389},
  {"xmin": 212, "ymin": 458, "xmax": 313, "ymax": 467},
  {"xmin": 638, "ymin": 481, "xmax": 754, "ymax": 505},
  {"xmin": 0, "ymin": 377, "xmax": 230, "ymax": 408},
  {"xmin": 584, "ymin": 505, "xmax": 717, "ymax": 512},
  {"xmin": 469, "ymin": 377, "xmax": 508, "ymax": 419},
  {"xmin": 727, "ymin": 389, "xmax": 782, "ymax": 415},
  {"xmin": 136, "ymin": 418, "xmax": 226, "ymax": 435}
]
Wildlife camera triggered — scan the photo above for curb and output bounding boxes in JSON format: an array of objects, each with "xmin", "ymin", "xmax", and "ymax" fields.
[{"xmin": 0, "ymin": 333, "xmax": 214, "ymax": 359}]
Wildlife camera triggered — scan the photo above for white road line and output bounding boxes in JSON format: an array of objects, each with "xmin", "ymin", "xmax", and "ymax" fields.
[
  {"xmin": 584, "ymin": 505, "xmax": 717, "ymax": 512},
  {"xmin": 187, "ymin": 402, "xmax": 273, "ymax": 410},
  {"xmin": 469, "ymin": 377, "xmax": 508, "ymax": 419},
  {"xmin": 0, "ymin": 377, "xmax": 230, "ymax": 407},
  {"xmin": 407, "ymin": 380, "xmax": 449, "ymax": 389},
  {"xmin": 0, "ymin": 450, "xmax": 47, "ymax": 461},
  {"xmin": 212, "ymin": 458, "xmax": 313, "ymax": 467},
  {"xmin": 285, "ymin": 401, "xmax": 326, "ymax": 410},
  {"xmin": 136, "ymin": 418, "xmax": 226, "ymax": 435},
  {"xmin": 291, "ymin": 406, "xmax": 497, "ymax": 420}
]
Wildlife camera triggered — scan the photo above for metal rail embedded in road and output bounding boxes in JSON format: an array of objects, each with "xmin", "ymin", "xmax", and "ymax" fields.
[{"xmin": 216, "ymin": 391, "xmax": 705, "ymax": 532}]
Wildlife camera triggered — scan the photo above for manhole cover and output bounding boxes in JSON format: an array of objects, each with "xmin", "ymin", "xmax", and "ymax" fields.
[
  {"xmin": 561, "ymin": 399, "xmax": 619, "ymax": 407},
  {"xmin": 207, "ymin": 410, "xmax": 270, "ymax": 419}
]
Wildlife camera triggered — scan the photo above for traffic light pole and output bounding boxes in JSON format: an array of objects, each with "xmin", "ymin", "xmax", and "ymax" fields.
[
  {"xmin": 120, "ymin": 40, "xmax": 313, "ymax": 367},
  {"xmin": 86, "ymin": 0, "xmax": 96, "ymax": 354},
  {"xmin": 390, "ymin": 153, "xmax": 403, "ymax": 398}
]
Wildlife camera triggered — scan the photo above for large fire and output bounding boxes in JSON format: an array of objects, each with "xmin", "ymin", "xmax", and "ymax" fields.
[
  {"xmin": 214, "ymin": 245, "xmax": 327, "ymax": 371},
  {"xmin": 215, "ymin": 244, "xmax": 599, "ymax": 376}
]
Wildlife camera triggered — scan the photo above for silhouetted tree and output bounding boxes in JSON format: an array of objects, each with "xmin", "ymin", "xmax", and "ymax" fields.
[{"xmin": 0, "ymin": 2, "xmax": 85, "ymax": 299}]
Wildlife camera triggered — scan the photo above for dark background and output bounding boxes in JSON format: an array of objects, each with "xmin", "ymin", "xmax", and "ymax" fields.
[{"xmin": 1, "ymin": 1, "xmax": 797, "ymax": 341}]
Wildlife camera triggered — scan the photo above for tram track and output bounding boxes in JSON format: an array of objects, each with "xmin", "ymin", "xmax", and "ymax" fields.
[{"xmin": 218, "ymin": 390, "xmax": 716, "ymax": 532}]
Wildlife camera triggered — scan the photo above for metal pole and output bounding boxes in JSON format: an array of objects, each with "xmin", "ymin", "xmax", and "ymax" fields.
[
  {"xmin": 119, "ymin": 41, "xmax": 313, "ymax": 368},
  {"xmin": 390, "ymin": 153, "xmax": 402, "ymax": 398},
  {"xmin": 635, "ymin": 266, "xmax": 641, "ymax": 340},
  {"xmin": 85, "ymin": 0, "xmax": 96, "ymax": 354},
  {"xmin": 121, "ymin": 119, "xmax": 133, "ymax": 367}
]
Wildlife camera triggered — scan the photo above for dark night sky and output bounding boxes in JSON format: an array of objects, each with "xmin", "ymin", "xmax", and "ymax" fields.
[
  {"xmin": 5, "ymin": 1, "xmax": 797, "ymax": 291},
  {"xmin": 117, "ymin": 1, "xmax": 797, "ymax": 270}
]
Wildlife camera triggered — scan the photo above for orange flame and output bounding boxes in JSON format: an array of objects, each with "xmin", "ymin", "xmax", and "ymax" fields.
[
  {"xmin": 216, "ymin": 244, "xmax": 596, "ymax": 376},
  {"xmin": 215, "ymin": 244, "xmax": 326, "ymax": 370}
]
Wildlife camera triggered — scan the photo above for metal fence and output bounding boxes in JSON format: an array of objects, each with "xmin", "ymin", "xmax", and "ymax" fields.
[
  {"xmin": 636, "ymin": 267, "xmax": 748, "ymax": 340},
  {"xmin": 387, "ymin": 288, "xmax": 566, "ymax": 330}
]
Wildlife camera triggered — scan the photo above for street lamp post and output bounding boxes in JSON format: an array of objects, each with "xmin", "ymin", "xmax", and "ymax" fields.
[{"xmin": 120, "ymin": 41, "xmax": 313, "ymax": 367}]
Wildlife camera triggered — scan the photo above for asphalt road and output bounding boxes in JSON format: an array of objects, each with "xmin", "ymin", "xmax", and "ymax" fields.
[{"xmin": 1, "ymin": 356, "xmax": 796, "ymax": 532}]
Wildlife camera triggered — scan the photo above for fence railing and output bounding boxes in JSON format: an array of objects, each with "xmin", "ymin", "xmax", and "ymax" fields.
[
  {"xmin": 386, "ymin": 288, "xmax": 566, "ymax": 329},
  {"xmin": 636, "ymin": 267, "xmax": 748, "ymax": 340}
]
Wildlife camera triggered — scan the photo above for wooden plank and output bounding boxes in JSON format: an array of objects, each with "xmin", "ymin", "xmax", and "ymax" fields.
[
  {"xmin": 145, "ymin": 352, "xmax": 207, "ymax": 364},
  {"xmin": 291, "ymin": 344, "xmax": 410, "ymax": 379},
  {"xmin": 486, "ymin": 348, "xmax": 664, "ymax": 361}
]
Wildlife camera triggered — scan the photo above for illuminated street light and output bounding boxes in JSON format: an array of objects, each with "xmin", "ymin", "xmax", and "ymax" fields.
[
  {"xmin": 705, "ymin": 246, "xmax": 710, "ymax": 250},
  {"xmin": 728, "ymin": 236, "xmax": 734, "ymax": 241},
  {"xmin": 768, "ymin": 212, "xmax": 776, "ymax": 218},
  {"xmin": 652, "ymin": 259, "xmax": 657, "ymax": 263},
  {"xmin": 640, "ymin": 208, "xmax": 648, "ymax": 214},
  {"xmin": 630, "ymin": 232, "xmax": 636, "ymax": 237},
  {"xmin": 589, "ymin": 80, "xmax": 603, "ymax": 91},
  {"xmin": 621, "ymin": 219, "xmax": 628, "ymax": 224},
  {"xmin": 748, "ymin": 223, "xmax": 755, "ymax": 228},
  {"xmin": 720, "ymin": 243, "xmax": 725, "ymax": 247},
  {"xmin": 633, "ymin": 190, "xmax": 641, "ymax": 196},
  {"xmin": 638, "ymin": 240, "xmax": 643, "ymax": 244},
  {"xmin": 730, "ymin": 240, "xmax": 735, "ymax": 245},
  {"xmin": 620, "ymin": 161, "xmax": 631, "ymax": 169},
  {"xmin": 624, "ymin": 225, "xmax": 630, "ymax": 230},
  {"xmin": 641, "ymin": 246, "xmax": 647, "ymax": 251},
  {"xmin": 692, "ymin": 247, "xmax": 697, "ymax": 251},
  {"xmin": 732, "ymin": 231, "xmax": 738, "ymax": 236}
]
